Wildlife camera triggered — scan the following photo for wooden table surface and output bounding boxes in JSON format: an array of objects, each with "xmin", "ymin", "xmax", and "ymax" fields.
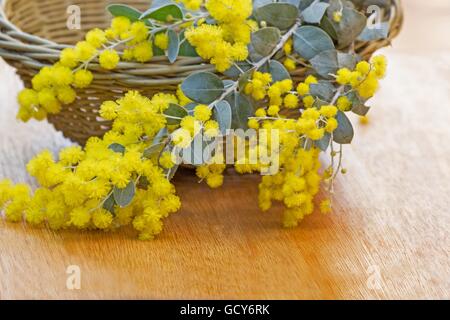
[{"xmin": 0, "ymin": 0, "xmax": 449, "ymax": 299}]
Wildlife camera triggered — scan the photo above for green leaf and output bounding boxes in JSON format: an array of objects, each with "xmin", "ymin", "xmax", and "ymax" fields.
[
  {"xmin": 302, "ymin": 2, "xmax": 330, "ymax": 24},
  {"xmin": 327, "ymin": 0, "xmax": 367, "ymax": 48},
  {"xmin": 167, "ymin": 29, "xmax": 180, "ymax": 63},
  {"xmin": 213, "ymin": 101, "xmax": 232, "ymax": 135},
  {"xmin": 251, "ymin": 27, "xmax": 281, "ymax": 56},
  {"xmin": 178, "ymin": 31, "xmax": 199, "ymax": 57},
  {"xmin": 238, "ymin": 67, "xmax": 256, "ymax": 91},
  {"xmin": 358, "ymin": 22, "xmax": 390, "ymax": 41},
  {"xmin": 293, "ymin": 26, "xmax": 335, "ymax": 60},
  {"xmin": 266, "ymin": 60, "xmax": 291, "ymax": 82},
  {"xmin": 181, "ymin": 72, "xmax": 225, "ymax": 104},
  {"xmin": 310, "ymin": 49, "xmax": 339, "ymax": 79},
  {"xmin": 309, "ymin": 81, "xmax": 335, "ymax": 101},
  {"xmin": 338, "ymin": 52, "xmax": 358, "ymax": 69},
  {"xmin": 347, "ymin": 91, "xmax": 370, "ymax": 116},
  {"xmin": 254, "ymin": 3, "xmax": 299, "ymax": 30},
  {"xmin": 315, "ymin": 132, "xmax": 331, "ymax": 151},
  {"xmin": 299, "ymin": 0, "xmax": 315, "ymax": 10},
  {"xmin": 223, "ymin": 62, "xmax": 254, "ymax": 80},
  {"xmin": 107, "ymin": 4, "xmax": 142, "ymax": 22},
  {"xmin": 103, "ymin": 193, "xmax": 116, "ymax": 215},
  {"xmin": 140, "ymin": 4, "xmax": 183, "ymax": 22},
  {"xmin": 352, "ymin": 103, "xmax": 370, "ymax": 116},
  {"xmin": 226, "ymin": 92, "xmax": 255, "ymax": 130},
  {"xmin": 320, "ymin": 15, "xmax": 338, "ymax": 40},
  {"xmin": 113, "ymin": 182, "xmax": 135, "ymax": 208},
  {"xmin": 143, "ymin": 143, "xmax": 164, "ymax": 158},
  {"xmin": 314, "ymin": 98, "xmax": 330, "ymax": 108},
  {"xmin": 143, "ymin": 129, "xmax": 167, "ymax": 158},
  {"xmin": 108, "ymin": 143, "xmax": 126, "ymax": 154},
  {"xmin": 333, "ymin": 111, "xmax": 354, "ymax": 144},
  {"xmin": 164, "ymin": 103, "xmax": 188, "ymax": 125}
]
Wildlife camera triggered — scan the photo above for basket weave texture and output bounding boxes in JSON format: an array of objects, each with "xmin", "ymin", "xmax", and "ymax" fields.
[{"xmin": 0, "ymin": 0, "xmax": 404, "ymax": 145}]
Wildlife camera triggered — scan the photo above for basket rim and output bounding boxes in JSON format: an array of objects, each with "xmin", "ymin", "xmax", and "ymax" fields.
[
  {"xmin": 0, "ymin": 0, "xmax": 404, "ymax": 52},
  {"xmin": 0, "ymin": 0, "xmax": 404, "ymax": 87}
]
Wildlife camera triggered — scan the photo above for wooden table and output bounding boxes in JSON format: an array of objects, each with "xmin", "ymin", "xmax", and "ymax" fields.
[{"xmin": 0, "ymin": 0, "xmax": 449, "ymax": 299}]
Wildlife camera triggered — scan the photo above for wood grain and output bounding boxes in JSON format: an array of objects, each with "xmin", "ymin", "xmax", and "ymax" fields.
[{"xmin": 0, "ymin": 0, "xmax": 449, "ymax": 299}]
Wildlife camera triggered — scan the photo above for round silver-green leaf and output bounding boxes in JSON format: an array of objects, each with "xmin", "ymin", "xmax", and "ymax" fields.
[
  {"xmin": 251, "ymin": 27, "xmax": 281, "ymax": 56},
  {"xmin": 181, "ymin": 72, "xmax": 225, "ymax": 104},
  {"xmin": 113, "ymin": 182, "xmax": 136, "ymax": 208},
  {"xmin": 333, "ymin": 111, "xmax": 354, "ymax": 144},
  {"xmin": 293, "ymin": 26, "xmax": 335, "ymax": 60},
  {"xmin": 254, "ymin": 3, "xmax": 299, "ymax": 30}
]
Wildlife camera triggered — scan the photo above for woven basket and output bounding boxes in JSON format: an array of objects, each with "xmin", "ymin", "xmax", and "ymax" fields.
[{"xmin": 0, "ymin": 0, "xmax": 404, "ymax": 145}]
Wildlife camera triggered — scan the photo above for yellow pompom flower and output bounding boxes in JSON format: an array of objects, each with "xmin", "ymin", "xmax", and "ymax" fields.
[
  {"xmin": 159, "ymin": 151, "xmax": 175, "ymax": 169},
  {"xmin": 204, "ymin": 120, "xmax": 220, "ymax": 138},
  {"xmin": 325, "ymin": 118, "xmax": 338, "ymax": 133},
  {"xmin": 206, "ymin": 174, "xmax": 224, "ymax": 189},
  {"xmin": 356, "ymin": 61, "xmax": 371, "ymax": 75},
  {"xmin": 18, "ymin": 89, "xmax": 39, "ymax": 109},
  {"xmin": 319, "ymin": 105, "xmax": 338, "ymax": 118},
  {"xmin": 206, "ymin": 0, "xmax": 252, "ymax": 24},
  {"xmin": 73, "ymin": 70, "xmax": 94, "ymax": 88},
  {"xmin": 284, "ymin": 58, "xmax": 296, "ymax": 71},
  {"xmin": 283, "ymin": 38, "xmax": 293, "ymax": 55},
  {"xmin": 267, "ymin": 105, "xmax": 280, "ymax": 116},
  {"xmin": 130, "ymin": 21, "xmax": 149, "ymax": 43},
  {"xmin": 52, "ymin": 66, "xmax": 74, "ymax": 86},
  {"xmin": 75, "ymin": 41, "xmax": 97, "ymax": 61},
  {"xmin": 320, "ymin": 199, "xmax": 332, "ymax": 214},
  {"xmin": 248, "ymin": 118, "xmax": 259, "ymax": 129},
  {"xmin": 284, "ymin": 94, "xmax": 299, "ymax": 109},
  {"xmin": 296, "ymin": 82, "xmax": 310, "ymax": 96},
  {"xmin": 305, "ymin": 75, "xmax": 318, "ymax": 85},
  {"xmin": 60, "ymin": 48, "xmax": 79, "ymax": 68},
  {"xmin": 180, "ymin": 116, "xmax": 197, "ymax": 135},
  {"xmin": 57, "ymin": 86, "xmax": 77, "ymax": 105},
  {"xmin": 154, "ymin": 33, "xmax": 169, "ymax": 50},
  {"xmin": 336, "ymin": 68, "xmax": 352, "ymax": 85},
  {"xmin": 337, "ymin": 96, "xmax": 352, "ymax": 111},
  {"xmin": 255, "ymin": 108, "xmax": 266, "ymax": 118},
  {"xmin": 111, "ymin": 17, "xmax": 131, "ymax": 35},
  {"xmin": 172, "ymin": 129, "xmax": 192, "ymax": 148},
  {"xmin": 92, "ymin": 209, "xmax": 113, "ymax": 229},
  {"xmin": 302, "ymin": 95, "xmax": 315, "ymax": 108},
  {"xmin": 371, "ymin": 55, "xmax": 387, "ymax": 78},
  {"xmin": 38, "ymin": 89, "xmax": 61, "ymax": 114},
  {"xmin": 70, "ymin": 207, "xmax": 91, "ymax": 228},
  {"xmin": 133, "ymin": 41, "xmax": 154, "ymax": 63},
  {"xmin": 194, "ymin": 104, "xmax": 212, "ymax": 122},
  {"xmin": 86, "ymin": 28, "xmax": 107, "ymax": 48},
  {"xmin": 59, "ymin": 146, "xmax": 85, "ymax": 165},
  {"xmin": 99, "ymin": 49, "xmax": 120, "ymax": 70},
  {"xmin": 99, "ymin": 100, "xmax": 119, "ymax": 120}
]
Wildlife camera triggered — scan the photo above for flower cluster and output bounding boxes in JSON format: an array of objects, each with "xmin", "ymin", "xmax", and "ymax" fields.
[
  {"xmin": 17, "ymin": 16, "xmax": 156, "ymax": 121},
  {"xmin": 185, "ymin": 0, "xmax": 253, "ymax": 71},
  {"xmin": 240, "ymin": 73, "xmax": 342, "ymax": 224},
  {"xmin": 336, "ymin": 55, "xmax": 387, "ymax": 98},
  {"xmin": 3, "ymin": 92, "xmax": 182, "ymax": 240},
  {"xmin": 245, "ymin": 72, "xmax": 320, "ymax": 122},
  {"xmin": 4, "ymin": 0, "xmax": 393, "ymax": 239}
]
